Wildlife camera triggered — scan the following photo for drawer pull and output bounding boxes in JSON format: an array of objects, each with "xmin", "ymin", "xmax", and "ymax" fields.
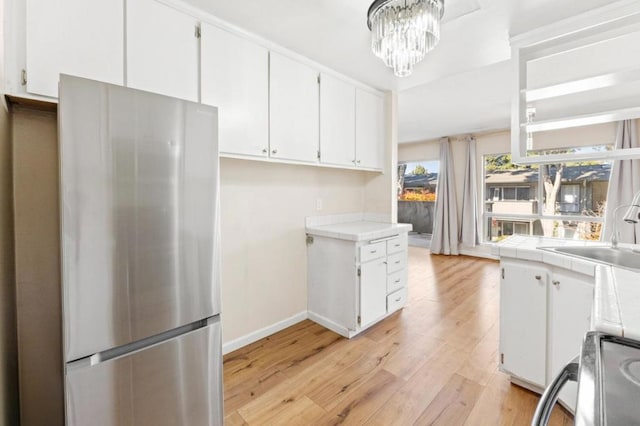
[
  {"xmin": 395, "ymin": 244, "xmax": 400, "ymax": 247},
  {"xmin": 395, "ymin": 261, "xmax": 401, "ymax": 264},
  {"xmin": 370, "ymin": 250, "xmax": 377, "ymax": 254},
  {"xmin": 395, "ymin": 297, "xmax": 401, "ymax": 302},
  {"xmin": 535, "ymin": 275, "xmax": 542, "ymax": 280},
  {"xmin": 395, "ymin": 279, "xmax": 401, "ymax": 283}
]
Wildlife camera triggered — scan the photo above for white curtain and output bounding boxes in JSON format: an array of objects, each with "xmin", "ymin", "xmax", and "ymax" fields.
[
  {"xmin": 602, "ymin": 120, "xmax": 640, "ymax": 243},
  {"xmin": 431, "ymin": 137, "xmax": 459, "ymax": 255},
  {"xmin": 459, "ymin": 136, "xmax": 479, "ymax": 247}
]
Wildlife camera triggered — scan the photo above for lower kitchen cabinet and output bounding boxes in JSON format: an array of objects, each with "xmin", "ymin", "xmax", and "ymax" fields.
[
  {"xmin": 548, "ymin": 267, "xmax": 594, "ymax": 411},
  {"xmin": 499, "ymin": 258, "xmax": 594, "ymax": 411},
  {"xmin": 307, "ymin": 233, "xmax": 408, "ymax": 338},
  {"xmin": 359, "ymin": 255, "xmax": 388, "ymax": 329},
  {"xmin": 499, "ymin": 262, "xmax": 548, "ymax": 388}
]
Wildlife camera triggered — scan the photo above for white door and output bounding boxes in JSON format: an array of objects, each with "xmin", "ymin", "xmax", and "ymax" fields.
[
  {"xmin": 320, "ymin": 73, "xmax": 355, "ymax": 167},
  {"xmin": 126, "ymin": 0, "xmax": 199, "ymax": 102},
  {"xmin": 201, "ymin": 23, "xmax": 269, "ymax": 157},
  {"xmin": 548, "ymin": 269, "xmax": 594, "ymax": 411},
  {"xmin": 26, "ymin": 0, "xmax": 124, "ymax": 98},
  {"xmin": 269, "ymin": 52, "xmax": 319, "ymax": 163},
  {"xmin": 359, "ymin": 259, "xmax": 387, "ymax": 329},
  {"xmin": 355, "ymin": 89, "xmax": 384, "ymax": 170},
  {"xmin": 499, "ymin": 261, "xmax": 548, "ymax": 387}
]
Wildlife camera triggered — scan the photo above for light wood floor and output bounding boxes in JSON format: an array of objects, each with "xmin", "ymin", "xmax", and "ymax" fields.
[{"xmin": 223, "ymin": 247, "xmax": 572, "ymax": 425}]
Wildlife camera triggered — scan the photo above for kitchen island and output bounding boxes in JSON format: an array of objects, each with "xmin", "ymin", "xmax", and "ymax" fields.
[{"xmin": 306, "ymin": 213, "xmax": 412, "ymax": 338}]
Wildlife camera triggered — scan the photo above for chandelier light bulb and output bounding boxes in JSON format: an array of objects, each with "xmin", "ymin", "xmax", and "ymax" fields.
[{"xmin": 367, "ymin": 0, "xmax": 444, "ymax": 77}]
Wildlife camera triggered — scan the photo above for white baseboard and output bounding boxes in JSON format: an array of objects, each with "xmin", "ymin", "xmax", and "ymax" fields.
[
  {"xmin": 307, "ymin": 311, "xmax": 351, "ymax": 338},
  {"xmin": 222, "ymin": 311, "xmax": 308, "ymax": 355},
  {"xmin": 460, "ymin": 245, "xmax": 499, "ymax": 260}
]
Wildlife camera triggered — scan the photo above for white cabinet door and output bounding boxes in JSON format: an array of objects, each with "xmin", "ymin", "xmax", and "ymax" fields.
[
  {"xmin": 359, "ymin": 258, "xmax": 387, "ymax": 329},
  {"xmin": 201, "ymin": 24, "xmax": 269, "ymax": 157},
  {"xmin": 320, "ymin": 73, "xmax": 355, "ymax": 167},
  {"xmin": 355, "ymin": 89, "xmax": 384, "ymax": 170},
  {"xmin": 127, "ymin": 0, "xmax": 199, "ymax": 101},
  {"xmin": 269, "ymin": 52, "xmax": 319, "ymax": 163},
  {"xmin": 548, "ymin": 269, "xmax": 594, "ymax": 411},
  {"xmin": 26, "ymin": 0, "xmax": 124, "ymax": 98},
  {"xmin": 499, "ymin": 262, "xmax": 548, "ymax": 388}
]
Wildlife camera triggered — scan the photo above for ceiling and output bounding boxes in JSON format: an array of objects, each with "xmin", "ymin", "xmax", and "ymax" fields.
[{"xmin": 185, "ymin": 0, "xmax": 622, "ymax": 143}]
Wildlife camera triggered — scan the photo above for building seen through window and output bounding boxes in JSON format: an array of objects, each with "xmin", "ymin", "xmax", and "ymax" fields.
[{"xmin": 484, "ymin": 150, "xmax": 611, "ymax": 242}]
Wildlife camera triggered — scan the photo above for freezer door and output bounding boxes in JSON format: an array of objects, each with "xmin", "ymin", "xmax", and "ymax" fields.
[
  {"xmin": 59, "ymin": 75, "xmax": 220, "ymax": 362},
  {"xmin": 66, "ymin": 319, "xmax": 223, "ymax": 426}
]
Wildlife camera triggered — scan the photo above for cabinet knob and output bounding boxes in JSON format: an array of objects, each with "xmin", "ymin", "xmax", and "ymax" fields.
[
  {"xmin": 357, "ymin": 160, "xmax": 361, "ymax": 164},
  {"xmin": 352, "ymin": 159, "xmax": 357, "ymax": 164},
  {"xmin": 272, "ymin": 149, "xmax": 278, "ymax": 155},
  {"xmin": 552, "ymin": 280, "xmax": 560, "ymax": 286},
  {"xmin": 262, "ymin": 148, "xmax": 268, "ymax": 154},
  {"xmin": 535, "ymin": 275, "xmax": 542, "ymax": 280}
]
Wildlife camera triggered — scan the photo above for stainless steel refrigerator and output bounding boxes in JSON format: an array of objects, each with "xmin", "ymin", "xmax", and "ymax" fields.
[{"xmin": 58, "ymin": 75, "xmax": 223, "ymax": 425}]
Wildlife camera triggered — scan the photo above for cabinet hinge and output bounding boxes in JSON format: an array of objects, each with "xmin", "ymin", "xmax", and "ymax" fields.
[
  {"xmin": 195, "ymin": 24, "xmax": 201, "ymax": 39},
  {"xmin": 21, "ymin": 69, "xmax": 27, "ymax": 86},
  {"xmin": 501, "ymin": 268, "xmax": 504, "ymax": 280},
  {"xmin": 306, "ymin": 235, "xmax": 314, "ymax": 245},
  {"xmin": 357, "ymin": 267, "xmax": 361, "ymax": 277},
  {"xmin": 501, "ymin": 353, "xmax": 504, "ymax": 364},
  {"xmin": 357, "ymin": 315, "xmax": 361, "ymax": 325}
]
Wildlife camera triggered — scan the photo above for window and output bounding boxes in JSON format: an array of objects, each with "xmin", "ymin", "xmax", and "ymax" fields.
[
  {"xmin": 559, "ymin": 184, "xmax": 580, "ymax": 213},
  {"xmin": 489, "ymin": 187, "xmax": 531, "ymax": 201},
  {"xmin": 484, "ymin": 151, "xmax": 611, "ymax": 242},
  {"xmin": 397, "ymin": 160, "xmax": 439, "ymax": 235},
  {"xmin": 397, "ymin": 160, "xmax": 439, "ymax": 202}
]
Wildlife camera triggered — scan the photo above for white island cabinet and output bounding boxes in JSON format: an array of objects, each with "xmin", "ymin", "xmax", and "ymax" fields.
[{"xmin": 306, "ymin": 216, "xmax": 411, "ymax": 338}]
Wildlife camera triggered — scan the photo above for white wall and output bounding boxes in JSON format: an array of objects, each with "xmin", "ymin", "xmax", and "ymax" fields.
[
  {"xmin": 219, "ymin": 158, "xmax": 387, "ymax": 347},
  {"xmin": 364, "ymin": 93, "xmax": 397, "ymax": 221}
]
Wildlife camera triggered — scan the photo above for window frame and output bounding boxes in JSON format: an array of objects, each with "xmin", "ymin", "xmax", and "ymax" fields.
[{"xmin": 482, "ymin": 153, "xmax": 608, "ymax": 243}]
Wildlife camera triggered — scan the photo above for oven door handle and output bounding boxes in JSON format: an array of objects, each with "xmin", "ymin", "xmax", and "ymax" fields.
[{"xmin": 532, "ymin": 357, "xmax": 579, "ymax": 426}]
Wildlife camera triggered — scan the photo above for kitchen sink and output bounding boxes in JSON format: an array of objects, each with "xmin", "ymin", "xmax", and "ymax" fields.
[{"xmin": 540, "ymin": 246, "xmax": 640, "ymax": 271}]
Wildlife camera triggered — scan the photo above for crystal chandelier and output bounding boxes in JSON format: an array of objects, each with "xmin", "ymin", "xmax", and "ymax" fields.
[{"xmin": 367, "ymin": 0, "xmax": 445, "ymax": 77}]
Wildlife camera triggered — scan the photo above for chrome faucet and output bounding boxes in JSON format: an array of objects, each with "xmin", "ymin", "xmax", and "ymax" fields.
[{"xmin": 611, "ymin": 191, "xmax": 640, "ymax": 249}]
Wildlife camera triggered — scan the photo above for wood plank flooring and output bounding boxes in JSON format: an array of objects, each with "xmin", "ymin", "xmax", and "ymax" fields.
[{"xmin": 223, "ymin": 247, "xmax": 573, "ymax": 425}]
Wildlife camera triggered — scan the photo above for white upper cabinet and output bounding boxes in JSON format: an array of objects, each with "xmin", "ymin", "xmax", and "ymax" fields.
[
  {"xmin": 26, "ymin": 0, "xmax": 124, "ymax": 98},
  {"xmin": 269, "ymin": 52, "xmax": 319, "ymax": 163},
  {"xmin": 355, "ymin": 89, "xmax": 384, "ymax": 170},
  {"xmin": 126, "ymin": 0, "xmax": 199, "ymax": 102},
  {"xmin": 319, "ymin": 73, "xmax": 356, "ymax": 167},
  {"xmin": 201, "ymin": 23, "xmax": 269, "ymax": 157}
]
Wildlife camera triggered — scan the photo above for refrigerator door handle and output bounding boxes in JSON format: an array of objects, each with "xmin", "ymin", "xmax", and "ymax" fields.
[
  {"xmin": 531, "ymin": 357, "xmax": 579, "ymax": 426},
  {"xmin": 66, "ymin": 317, "xmax": 213, "ymax": 371}
]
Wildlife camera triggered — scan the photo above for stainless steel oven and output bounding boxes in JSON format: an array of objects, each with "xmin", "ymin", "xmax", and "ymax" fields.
[{"xmin": 533, "ymin": 332, "xmax": 640, "ymax": 426}]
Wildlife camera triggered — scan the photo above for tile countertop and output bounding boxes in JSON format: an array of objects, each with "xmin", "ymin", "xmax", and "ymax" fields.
[
  {"xmin": 494, "ymin": 235, "xmax": 640, "ymax": 341},
  {"xmin": 305, "ymin": 213, "xmax": 412, "ymax": 242}
]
